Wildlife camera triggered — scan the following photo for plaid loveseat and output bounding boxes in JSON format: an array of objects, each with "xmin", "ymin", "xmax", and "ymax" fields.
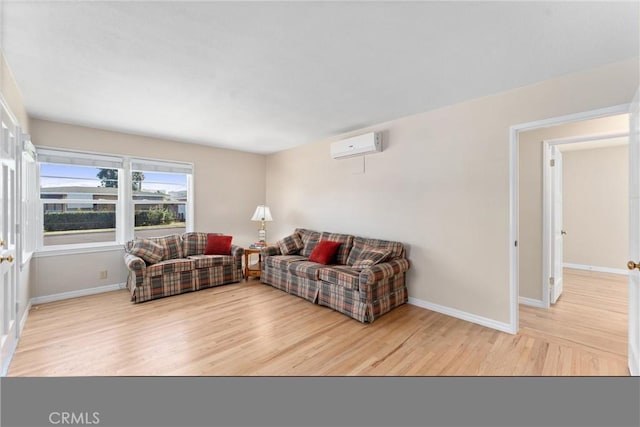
[
  {"xmin": 124, "ymin": 232, "xmax": 244, "ymax": 303},
  {"xmin": 261, "ymin": 228, "xmax": 409, "ymax": 323}
]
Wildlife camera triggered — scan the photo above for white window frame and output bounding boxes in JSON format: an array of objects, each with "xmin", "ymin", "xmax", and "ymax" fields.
[
  {"xmin": 19, "ymin": 134, "xmax": 37, "ymax": 266},
  {"xmin": 34, "ymin": 147, "xmax": 194, "ymax": 255},
  {"xmin": 130, "ymin": 157, "xmax": 193, "ymax": 242}
]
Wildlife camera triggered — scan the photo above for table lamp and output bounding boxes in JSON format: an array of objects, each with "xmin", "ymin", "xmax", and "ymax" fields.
[{"xmin": 251, "ymin": 205, "xmax": 272, "ymax": 244}]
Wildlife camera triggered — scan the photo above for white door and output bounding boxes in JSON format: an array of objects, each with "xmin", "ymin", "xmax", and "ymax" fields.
[
  {"xmin": 0, "ymin": 102, "xmax": 18, "ymax": 374},
  {"xmin": 628, "ymin": 87, "xmax": 640, "ymax": 376},
  {"xmin": 550, "ymin": 146, "xmax": 564, "ymax": 304}
]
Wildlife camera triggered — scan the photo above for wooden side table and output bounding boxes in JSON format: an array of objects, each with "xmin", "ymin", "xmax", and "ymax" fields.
[{"xmin": 244, "ymin": 247, "xmax": 263, "ymax": 279}]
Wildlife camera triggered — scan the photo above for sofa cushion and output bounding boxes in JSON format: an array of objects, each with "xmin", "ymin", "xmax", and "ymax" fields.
[
  {"xmin": 146, "ymin": 258, "xmax": 196, "ymax": 276},
  {"xmin": 128, "ymin": 238, "xmax": 164, "ymax": 264},
  {"xmin": 288, "ymin": 261, "xmax": 323, "ymax": 280},
  {"xmin": 277, "ymin": 233, "xmax": 304, "ymax": 255},
  {"xmin": 155, "ymin": 234, "xmax": 184, "ymax": 260},
  {"xmin": 318, "ymin": 266, "xmax": 361, "ymax": 290},
  {"xmin": 265, "ymin": 255, "xmax": 307, "ymax": 270},
  {"xmin": 319, "ymin": 232, "xmax": 354, "ymax": 265},
  {"xmin": 347, "ymin": 236, "xmax": 405, "ymax": 266},
  {"xmin": 352, "ymin": 247, "xmax": 392, "ymax": 269},
  {"xmin": 187, "ymin": 254, "xmax": 235, "ymax": 269},
  {"xmin": 182, "ymin": 232, "xmax": 213, "ymax": 257},
  {"xmin": 296, "ymin": 228, "xmax": 321, "ymax": 258},
  {"xmin": 309, "ymin": 240, "xmax": 341, "ymax": 265},
  {"xmin": 205, "ymin": 234, "xmax": 233, "ymax": 255}
]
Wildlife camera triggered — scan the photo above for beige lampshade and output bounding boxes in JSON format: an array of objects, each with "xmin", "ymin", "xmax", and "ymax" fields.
[{"xmin": 251, "ymin": 205, "xmax": 273, "ymax": 222}]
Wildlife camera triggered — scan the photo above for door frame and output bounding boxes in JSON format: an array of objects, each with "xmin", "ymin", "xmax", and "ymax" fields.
[
  {"xmin": 542, "ymin": 131, "xmax": 629, "ymax": 308},
  {"xmin": 0, "ymin": 93, "xmax": 20, "ymax": 376},
  {"xmin": 509, "ymin": 103, "xmax": 630, "ymax": 334}
]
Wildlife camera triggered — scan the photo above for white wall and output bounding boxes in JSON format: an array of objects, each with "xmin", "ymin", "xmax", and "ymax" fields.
[
  {"xmin": 29, "ymin": 119, "xmax": 266, "ymax": 298},
  {"xmin": 518, "ymin": 115, "xmax": 629, "ymax": 301},
  {"xmin": 266, "ymin": 59, "xmax": 639, "ymax": 327},
  {"xmin": 563, "ymin": 144, "xmax": 628, "ymax": 270}
]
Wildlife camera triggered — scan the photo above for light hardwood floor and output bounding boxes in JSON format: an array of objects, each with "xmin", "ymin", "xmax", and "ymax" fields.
[{"xmin": 8, "ymin": 268, "xmax": 629, "ymax": 376}]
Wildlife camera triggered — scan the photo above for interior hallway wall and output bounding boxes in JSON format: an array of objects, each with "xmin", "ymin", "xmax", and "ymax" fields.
[{"xmin": 563, "ymin": 144, "xmax": 628, "ymax": 271}]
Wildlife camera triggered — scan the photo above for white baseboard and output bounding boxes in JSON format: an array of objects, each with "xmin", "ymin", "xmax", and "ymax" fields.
[
  {"xmin": 408, "ymin": 297, "xmax": 514, "ymax": 334},
  {"xmin": 629, "ymin": 344, "xmax": 639, "ymax": 376},
  {"xmin": 563, "ymin": 263, "xmax": 628, "ymax": 276},
  {"xmin": 31, "ymin": 283, "xmax": 127, "ymax": 305},
  {"xmin": 519, "ymin": 296, "xmax": 546, "ymax": 308},
  {"xmin": 19, "ymin": 300, "xmax": 32, "ymax": 335}
]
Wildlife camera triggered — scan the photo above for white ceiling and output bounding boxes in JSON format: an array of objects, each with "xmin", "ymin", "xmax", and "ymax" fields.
[{"xmin": 2, "ymin": 1, "xmax": 638, "ymax": 154}]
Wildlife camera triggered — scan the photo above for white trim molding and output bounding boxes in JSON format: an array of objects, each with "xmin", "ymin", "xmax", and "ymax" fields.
[
  {"xmin": 34, "ymin": 244, "xmax": 126, "ymax": 258},
  {"xmin": 563, "ymin": 263, "xmax": 629, "ymax": 276},
  {"xmin": 629, "ymin": 343, "xmax": 639, "ymax": 376},
  {"xmin": 19, "ymin": 301, "xmax": 32, "ymax": 335},
  {"xmin": 519, "ymin": 296, "xmax": 546, "ymax": 308},
  {"xmin": 0, "ymin": 301, "xmax": 31, "ymax": 377},
  {"xmin": 30, "ymin": 283, "xmax": 127, "ymax": 305},
  {"xmin": 408, "ymin": 297, "xmax": 514, "ymax": 334}
]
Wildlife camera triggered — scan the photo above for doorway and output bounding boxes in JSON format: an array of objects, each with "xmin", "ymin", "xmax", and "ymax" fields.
[
  {"xmin": 509, "ymin": 100, "xmax": 639, "ymax": 376},
  {"xmin": 522, "ymin": 130, "xmax": 630, "ymax": 373},
  {"xmin": 543, "ymin": 131, "xmax": 629, "ymax": 308}
]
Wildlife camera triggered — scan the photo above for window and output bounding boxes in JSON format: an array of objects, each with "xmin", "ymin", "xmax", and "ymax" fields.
[
  {"xmin": 36, "ymin": 148, "xmax": 193, "ymax": 251},
  {"xmin": 131, "ymin": 159, "xmax": 192, "ymax": 239},
  {"xmin": 38, "ymin": 150, "xmax": 122, "ymax": 248}
]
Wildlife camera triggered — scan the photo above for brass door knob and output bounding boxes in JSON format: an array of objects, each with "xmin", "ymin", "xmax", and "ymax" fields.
[
  {"xmin": 628, "ymin": 260, "xmax": 640, "ymax": 270},
  {"xmin": 0, "ymin": 255, "xmax": 14, "ymax": 263},
  {"xmin": 0, "ymin": 239, "xmax": 4, "ymax": 247}
]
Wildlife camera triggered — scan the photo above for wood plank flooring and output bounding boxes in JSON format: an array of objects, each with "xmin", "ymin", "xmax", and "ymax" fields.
[{"xmin": 7, "ymin": 268, "xmax": 629, "ymax": 376}]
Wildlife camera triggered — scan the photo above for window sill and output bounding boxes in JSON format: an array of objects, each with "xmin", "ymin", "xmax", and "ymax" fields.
[{"xmin": 34, "ymin": 243, "xmax": 125, "ymax": 258}]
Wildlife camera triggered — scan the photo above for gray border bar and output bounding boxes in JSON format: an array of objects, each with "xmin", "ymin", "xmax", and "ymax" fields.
[{"xmin": 2, "ymin": 377, "xmax": 639, "ymax": 427}]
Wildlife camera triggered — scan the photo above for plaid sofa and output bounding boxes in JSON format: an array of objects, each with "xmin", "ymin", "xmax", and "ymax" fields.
[
  {"xmin": 124, "ymin": 232, "xmax": 244, "ymax": 303},
  {"xmin": 261, "ymin": 228, "xmax": 409, "ymax": 323}
]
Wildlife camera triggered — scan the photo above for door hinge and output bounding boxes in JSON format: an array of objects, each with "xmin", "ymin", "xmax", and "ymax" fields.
[
  {"xmin": 514, "ymin": 240, "xmax": 518, "ymax": 247},
  {"xmin": 550, "ymin": 159, "xmax": 555, "ymax": 167},
  {"xmin": 549, "ymin": 277, "xmax": 555, "ymax": 285}
]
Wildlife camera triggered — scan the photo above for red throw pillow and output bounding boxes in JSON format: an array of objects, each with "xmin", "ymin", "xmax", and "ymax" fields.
[
  {"xmin": 205, "ymin": 234, "xmax": 232, "ymax": 255},
  {"xmin": 308, "ymin": 240, "xmax": 341, "ymax": 265}
]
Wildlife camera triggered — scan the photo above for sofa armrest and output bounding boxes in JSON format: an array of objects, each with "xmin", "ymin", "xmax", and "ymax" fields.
[
  {"xmin": 359, "ymin": 258, "xmax": 410, "ymax": 287},
  {"xmin": 261, "ymin": 245, "xmax": 281, "ymax": 257},
  {"xmin": 231, "ymin": 245, "xmax": 244, "ymax": 257},
  {"xmin": 124, "ymin": 253, "xmax": 146, "ymax": 273},
  {"xmin": 124, "ymin": 253, "xmax": 146, "ymax": 290}
]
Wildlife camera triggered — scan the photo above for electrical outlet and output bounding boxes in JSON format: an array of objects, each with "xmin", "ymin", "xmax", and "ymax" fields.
[{"xmin": 99, "ymin": 270, "xmax": 108, "ymax": 279}]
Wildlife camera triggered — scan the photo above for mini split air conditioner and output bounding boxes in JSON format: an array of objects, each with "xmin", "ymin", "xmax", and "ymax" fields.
[{"xmin": 330, "ymin": 132, "xmax": 382, "ymax": 159}]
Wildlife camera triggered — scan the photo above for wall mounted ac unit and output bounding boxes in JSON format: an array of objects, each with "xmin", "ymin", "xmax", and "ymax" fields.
[{"xmin": 330, "ymin": 132, "xmax": 382, "ymax": 159}]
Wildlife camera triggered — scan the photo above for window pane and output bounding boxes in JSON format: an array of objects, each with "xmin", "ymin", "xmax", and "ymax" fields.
[
  {"xmin": 132, "ymin": 171, "xmax": 187, "ymax": 199},
  {"xmin": 42, "ymin": 203, "xmax": 116, "ymax": 246},
  {"xmin": 133, "ymin": 170, "xmax": 188, "ymax": 239},
  {"xmin": 134, "ymin": 203, "xmax": 186, "ymax": 239},
  {"xmin": 40, "ymin": 163, "xmax": 119, "ymax": 247},
  {"xmin": 40, "ymin": 163, "xmax": 118, "ymax": 190}
]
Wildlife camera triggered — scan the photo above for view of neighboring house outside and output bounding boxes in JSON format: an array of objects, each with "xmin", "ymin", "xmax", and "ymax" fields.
[
  {"xmin": 39, "ymin": 159, "xmax": 190, "ymax": 247},
  {"xmin": 41, "ymin": 186, "xmax": 180, "ymax": 214}
]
